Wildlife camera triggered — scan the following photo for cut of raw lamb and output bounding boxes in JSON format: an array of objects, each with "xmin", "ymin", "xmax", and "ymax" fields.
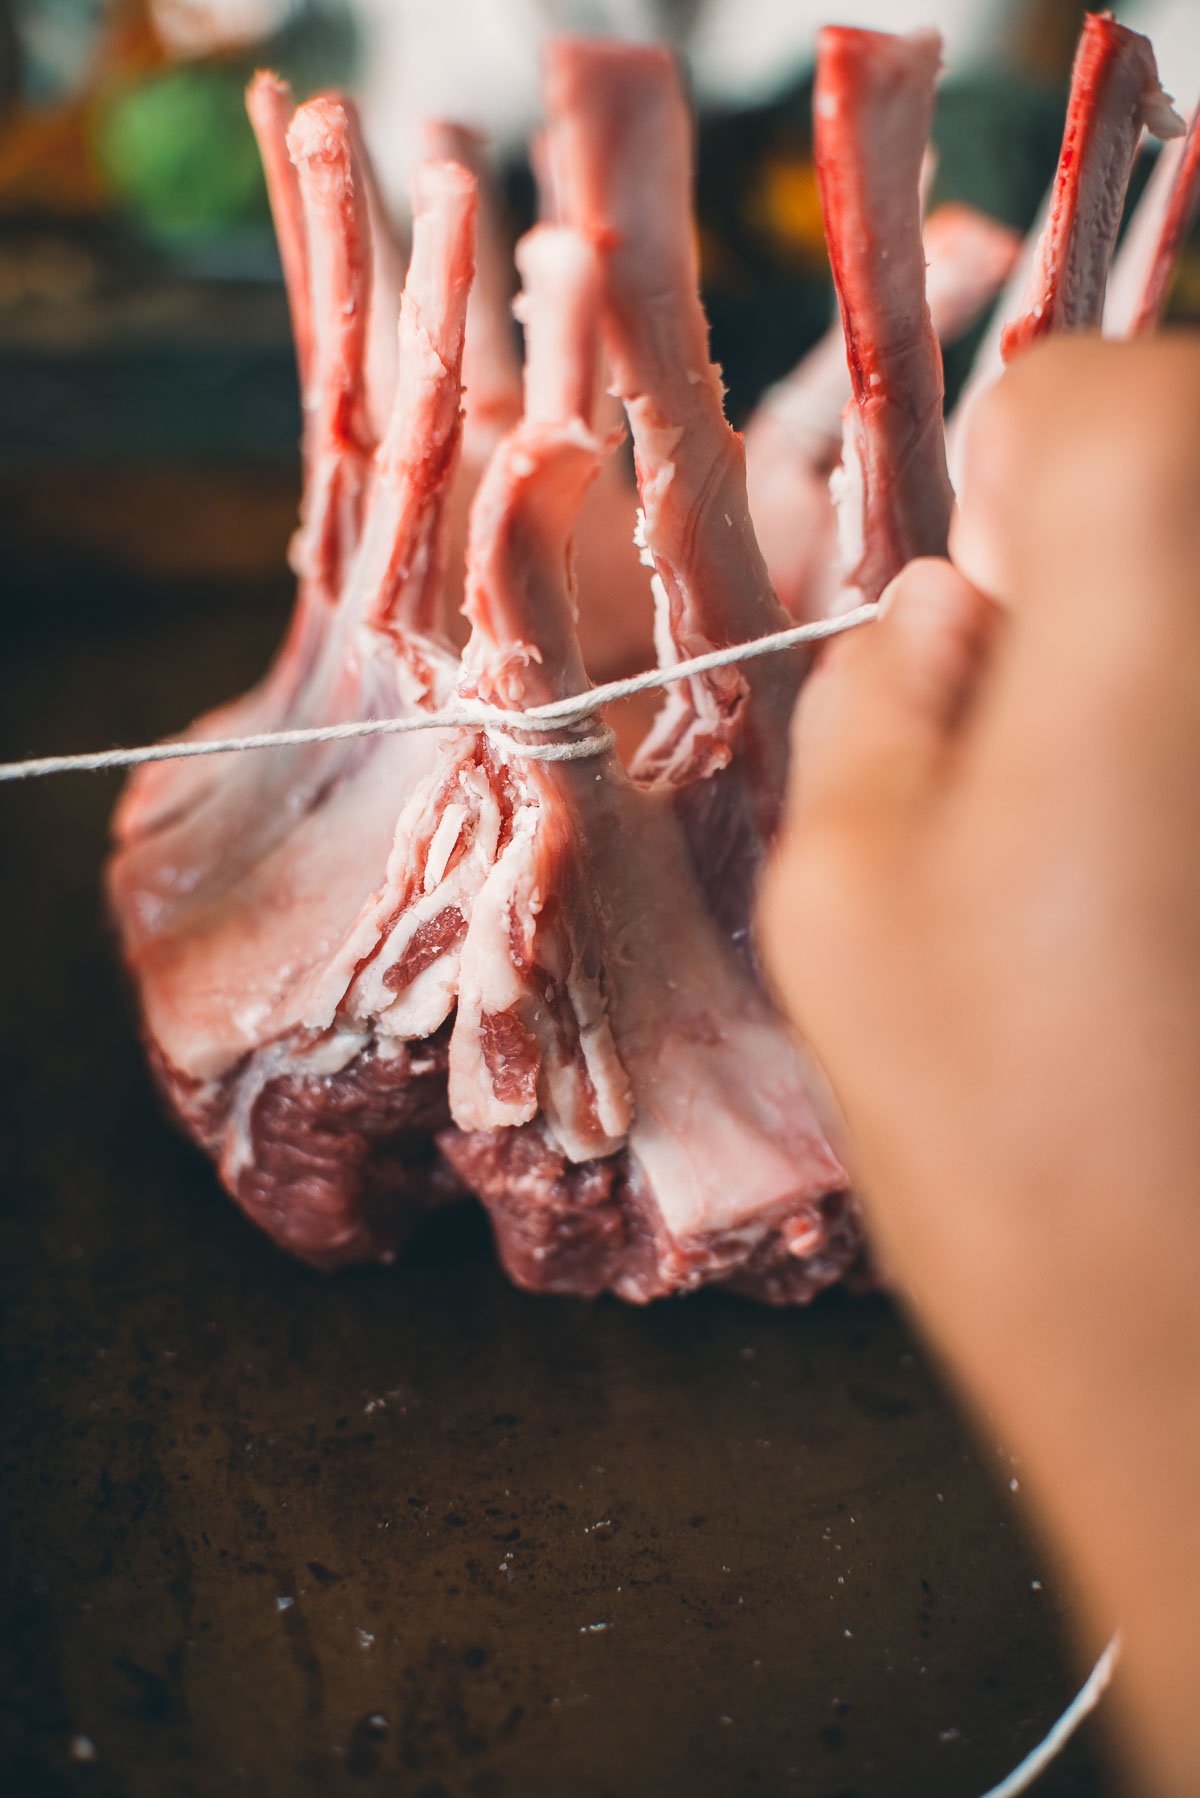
[{"xmin": 109, "ymin": 17, "xmax": 1189, "ymax": 1299}]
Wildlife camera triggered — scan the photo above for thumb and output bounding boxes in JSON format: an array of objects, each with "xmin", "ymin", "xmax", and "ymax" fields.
[{"xmin": 789, "ymin": 557, "xmax": 996, "ymax": 838}]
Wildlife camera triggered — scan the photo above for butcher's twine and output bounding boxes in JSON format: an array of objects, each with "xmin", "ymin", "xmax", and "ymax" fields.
[
  {"xmin": 978, "ymin": 1633, "xmax": 1121, "ymax": 1798},
  {"xmin": 0, "ymin": 604, "xmax": 878, "ymax": 781},
  {"xmin": 0, "ymin": 590, "xmax": 1124, "ymax": 1796}
]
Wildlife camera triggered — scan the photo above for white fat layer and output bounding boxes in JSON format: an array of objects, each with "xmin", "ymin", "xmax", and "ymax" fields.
[
  {"xmin": 831, "ymin": 407, "xmax": 865, "ymax": 587},
  {"xmin": 345, "ymin": 760, "xmax": 500, "ymax": 1039},
  {"xmin": 561, "ymin": 779, "xmax": 845, "ymax": 1244},
  {"xmin": 449, "ymin": 792, "xmax": 632, "ymax": 1156},
  {"xmin": 449, "ymin": 806, "xmax": 542, "ymax": 1131},
  {"xmin": 424, "ymin": 801, "xmax": 469, "ymax": 890}
]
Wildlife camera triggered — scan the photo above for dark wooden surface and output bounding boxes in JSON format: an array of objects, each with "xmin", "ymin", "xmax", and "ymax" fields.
[{"xmin": 0, "ymin": 475, "xmax": 1116, "ymax": 1798}]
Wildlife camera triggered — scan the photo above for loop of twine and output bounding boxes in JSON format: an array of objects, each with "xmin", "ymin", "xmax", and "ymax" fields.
[{"xmin": 0, "ymin": 604, "xmax": 878, "ymax": 784}]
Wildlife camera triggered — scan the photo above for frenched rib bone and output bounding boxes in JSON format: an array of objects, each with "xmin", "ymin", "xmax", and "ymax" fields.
[
  {"xmin": 813, "ymin": 27, "xmax": 954, "ymax": 607},
  {"xmin": 747, "ymin": 200, "xmax": 1018, "ymax": 623},
  {"xmin": 1106, "ymin": 103, "xmax": 1200, "ymax": 337},
  {"xmin": 544, "ymin": 40, "xmax": 806, "ymax": 958},
  {"xmin": 1001, "ymin": 13, "xmax": 1182, "ymax": 360}
]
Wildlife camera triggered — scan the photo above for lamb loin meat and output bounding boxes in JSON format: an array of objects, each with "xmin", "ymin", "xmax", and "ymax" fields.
[{"xmin": 109, "ymin": 105, "xmax": 478, "ymax": 1266}]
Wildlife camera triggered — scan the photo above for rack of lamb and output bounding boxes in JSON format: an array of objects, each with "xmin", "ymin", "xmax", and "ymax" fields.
[{"xmin": 107, "ymin": 15, "xmax": 1195, "ymax": 1300}]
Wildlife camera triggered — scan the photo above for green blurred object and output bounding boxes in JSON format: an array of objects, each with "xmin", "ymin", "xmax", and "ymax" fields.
[{"xmin": 94, "ymin": 63, "xmax": 268, "ymax": 243}]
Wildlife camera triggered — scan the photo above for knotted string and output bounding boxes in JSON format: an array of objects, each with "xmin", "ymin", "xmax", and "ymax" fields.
[{"xmin": 0, "ymin": 604, "xmax": 878, "ymax": 782}]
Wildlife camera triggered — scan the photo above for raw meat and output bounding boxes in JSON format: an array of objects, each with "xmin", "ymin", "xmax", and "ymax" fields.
[
  {"xmin": 110, "ymin": 15, "xmax": 1192, "ymax": 1300},
  {"xmin": 949, "ymin": 13, "xmax": 1183, "ymax": 481},
  {"xmin": 1105, "ymin": 100, "xmax": 1200, "ymax": 336},
  {"xmin": 544, "ymin": 39, "xmax": 808, "ymax": 960},
  {"xmin": 435, "ymin": 223, "xmax": 855, "ymax": 1300},
  {"xmin": 746, "ymin": 202, "xmax": 1018, "ymax": 625},
  {"xmin": 814, "ymin": 27, "xmax": 956, "ymax": 609},
  {"xmin": 1000, "ymin": 12, "xmax": 1183, "ymax": 360},
  {"xmin": 426, "ymin": 115, "xmax": 655, "ymax": 742},
  {"xmin": 110, "ymin": 101, "xmax": 477, "ymax": 1266}
]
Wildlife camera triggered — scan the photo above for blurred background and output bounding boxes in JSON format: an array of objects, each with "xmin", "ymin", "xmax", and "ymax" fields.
[{"xmin": 0, "ymin": 0, "xmax": 1197, "ymax": 643}]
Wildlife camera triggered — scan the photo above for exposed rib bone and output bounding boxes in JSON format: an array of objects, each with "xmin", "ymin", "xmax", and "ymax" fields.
[
  {"xmin": 748, "ymin": 201, "xmax": 1017, "ymax": 620},
  {"xmin": 422, "ymin": 121, "xmax": 524, "ymax": 460},
  {"xmin": 814, "ymin": 26, "xmax": 954, "ymax": 607},
  {"xmin": 1000, "ymin": 13, "xmax": 1182, "ymax": 360},
  {"xmin": 246, "ymin": 71, "xmax": 312, "ymax": 389},
  {"xmin": 356, "ymin": 160, "xmax": 477, "ymax": 639},
  {"xmin": 345, "ymin": 101, "xmax": 409, "ymax": 446},
  {"xmin": 545, "ymin": 40, "xmax": 798, "ymax": 791},
  {"xmin": 1106, "ymin": 105, "xmax": 1200, "ymax": 335},
  {"xmin": 288, "ymin": 97, "xmax": 376, "ymax": 598}
]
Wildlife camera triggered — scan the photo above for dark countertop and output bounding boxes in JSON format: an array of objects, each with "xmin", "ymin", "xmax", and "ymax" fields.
[{"xmin": 0, "ymin": 475, "xmax": 1116, "ymax": 1798}]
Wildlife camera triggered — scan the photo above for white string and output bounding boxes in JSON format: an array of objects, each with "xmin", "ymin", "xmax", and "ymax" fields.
[
  {"xmin": 978, "ymin": 1634, "xmax": 1122, "ymax": 1798},
  {"xmin": 0, "ymin": 604, "xmax": 878, "ymax": 783}
]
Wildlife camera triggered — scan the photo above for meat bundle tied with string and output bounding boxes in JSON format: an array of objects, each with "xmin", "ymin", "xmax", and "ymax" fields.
[{"xmin": 105, "ymin": 16, "xmax": 1199, "ymax": 1302}]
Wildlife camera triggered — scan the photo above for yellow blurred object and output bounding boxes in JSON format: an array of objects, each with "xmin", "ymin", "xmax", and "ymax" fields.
[
  {"xmin": 0, "ymin": 0, "xmax": 168, "ymax": 216},
  {"xmin": 748, "ymin": 152, "xmax": 826, "ymax": 264},
  {"xmin": 1170, "ymin": 250, "xmax": 1200, "ymax": 319}
]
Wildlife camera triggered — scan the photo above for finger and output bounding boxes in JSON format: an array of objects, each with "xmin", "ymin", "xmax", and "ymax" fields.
[
  {"xmin": 789, "ymin": 556, "xmax": 996, "ymax": 834},
  {"xmin": 951, "ymin": 336, "xmax": 1200, "ymax": 641}
]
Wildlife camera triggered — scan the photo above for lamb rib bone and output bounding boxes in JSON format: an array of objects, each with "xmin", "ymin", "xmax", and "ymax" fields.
[
  {"xmin": 747, "ymin": 200, "xmax": 1018, "ymax": 623},
  {"xmin": 813, "ymin": 26, "xmax": 955, "ymax": 611},
  {"xmin": 421, "ymin": 120, "xmax": 523, "ymax": 464},
  {"xmin": 950, "ymin": 15, "xmax": 1181, "ymax": 487},
  {"xmin": 435, "ymin": 221, "xmax": 855, "ymax": 1302},
  {"xmin": 109, "ymin": 149, "xmax": 479, "ymax": 1268},
  {"xmin": 111, "ymin": 75, "xmax": 348, "ymax": 845},
  {"xmin": 109, "ymin": 96, "xmax": 402, "ymax": 950},
  {"xmin": 1000, "ymin": 13, "xmax": 1182, "ymax": 361},
  {"xmin": 248, "ymin": 71, "xmax": 313, "ymax": 389},
  {"xmin": 544, "ymin": 39, "xmax": 803, "ymax": 962},
  {"xmin": 1105, "ymin": 102, "xmax": 1200, "ymax": 336}
]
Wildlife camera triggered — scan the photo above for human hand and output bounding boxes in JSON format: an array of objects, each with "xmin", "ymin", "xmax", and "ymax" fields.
[{"xmin": 759, "ymin": 335, "xmax": 1200, "ymax": 1798}]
